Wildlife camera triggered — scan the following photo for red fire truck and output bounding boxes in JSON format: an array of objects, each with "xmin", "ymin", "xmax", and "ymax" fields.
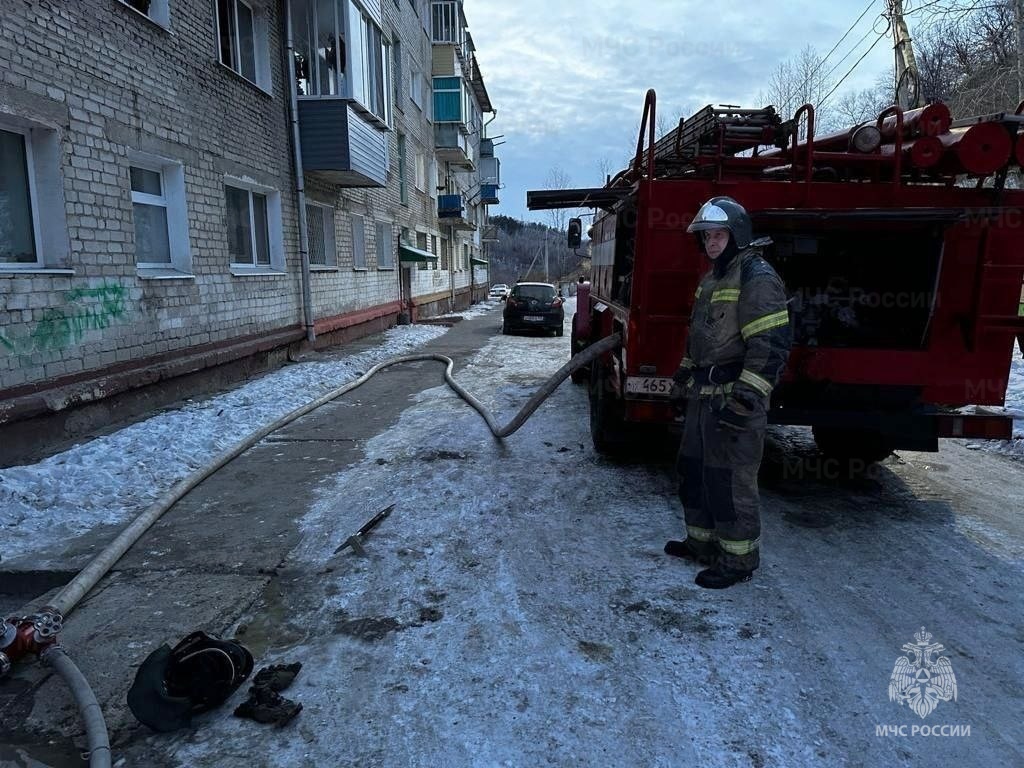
[{"xmin": 529, "ymin": 91, "xmax": 1024, "ymax": 461}]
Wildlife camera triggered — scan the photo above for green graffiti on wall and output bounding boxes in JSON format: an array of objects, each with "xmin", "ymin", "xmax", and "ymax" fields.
[{"xmin": 0, "ymin": 281, "xmax": 128, "ymax": 356}]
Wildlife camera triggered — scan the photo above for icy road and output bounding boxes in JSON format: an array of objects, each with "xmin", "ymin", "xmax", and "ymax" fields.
[{"xmin": 2, "ymin": 299, "xmax": 1022, "ymax": 768}]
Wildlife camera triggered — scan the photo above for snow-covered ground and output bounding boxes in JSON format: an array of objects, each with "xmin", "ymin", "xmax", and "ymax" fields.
[
  {"xmin": 4, "ymin": 305, "xmax": 1022, "ymax": 566},
  {"xmin": 0, "ymin": 324, "xmax": 448, "ymax": 563},
  {"xmin": 161, "ymin": 301, "xmax": 1023, "ymax": 768}
]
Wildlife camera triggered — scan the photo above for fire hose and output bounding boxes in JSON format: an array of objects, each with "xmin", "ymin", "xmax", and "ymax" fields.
[{"xmin": 1, "ymin": 332, "xmax": 621, "ymax": 766}]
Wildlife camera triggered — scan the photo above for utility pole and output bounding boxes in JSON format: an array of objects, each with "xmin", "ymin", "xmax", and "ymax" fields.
[
  {"xmin": 1015, "ymin": 0, "xmax": 1023, "ymax": 104},
  {"xmin": 544, "ymin": 240, "xmax": 549, "ymax": 283},
  {"xmin": 889, "ymin": 0, "xmax": 922, "ymax": 109}
]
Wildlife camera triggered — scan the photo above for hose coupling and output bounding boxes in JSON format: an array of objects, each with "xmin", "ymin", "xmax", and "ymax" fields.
[{"xmin": 0, "ymin": 608, "xmax": 64, "ymax": 677}]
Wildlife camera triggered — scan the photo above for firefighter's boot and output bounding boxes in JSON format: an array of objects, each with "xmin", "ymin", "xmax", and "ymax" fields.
[
  {"xmin": 695, "ymin": 565, "xmax": 753, "ymax": 589},
  {"xmin": 664, "ymin": 539, "xmax": 716, "ymax": 565}
]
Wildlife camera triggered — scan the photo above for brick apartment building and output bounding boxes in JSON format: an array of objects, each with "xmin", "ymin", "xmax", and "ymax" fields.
[{"xmin": 0, "ymin": 0, "xmax": 500, "ymax": 454}]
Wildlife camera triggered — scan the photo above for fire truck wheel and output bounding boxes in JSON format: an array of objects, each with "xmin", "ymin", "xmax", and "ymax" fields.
[
  {"xmin": 588, "ymin": 366, "xmax": 631, "ymax": 455},
  {"xmin": 811, "ymin": 426, "xmax": 896, "ymax": 465},
  {"xmin": 569, "ymin": 322, "xmax": 589, "ymax": 384}
]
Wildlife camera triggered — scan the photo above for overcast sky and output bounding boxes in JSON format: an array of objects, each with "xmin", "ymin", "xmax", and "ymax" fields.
[{"xmin": 466, "ymin": 0, "xmax": 896, "ymax": 223}]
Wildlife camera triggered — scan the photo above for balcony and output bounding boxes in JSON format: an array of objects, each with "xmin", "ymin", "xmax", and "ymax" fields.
[
  {"xmin": 479, "ymin": 155, "xmax": 499, "ymax": 184},
  {"xmin": 298, "ymin": 99, "xmax": 386, "ymax": 187},
  {"xmin": 480, "ymin": 184, "xmax": 499, "ymax": 205},
  {"xmin": 438, "ymin": 194, "xmax": 476, "ymax": 230},
  {"xmin": 435, "ymin": 124, "xmax": 475, "ymax": 169},
  {"xmin": 431, "ymin": 1, "xmax": 467, "ymax": 55}
]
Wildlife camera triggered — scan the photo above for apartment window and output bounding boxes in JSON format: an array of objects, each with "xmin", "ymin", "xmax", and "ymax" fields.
[
  {"xmin": 462, "ymin": 243, "xmax": 469, "ymax": 271},
  {"xmin": 414, "ymin": 150, "xmax": 426, "ymax": 192},
  {"xmin": 432, "ymin": 1, "xmax": 461, "ymax": 45},
  {"xmin": 130, "ymin": 159, "xmax": 190, "ymax": 274},
  {"xmin": 397, "ymin": 133, "xmax": 408, "ymax": 205},
  {"xmin": 306, "ymin": 202, "xmax": 336, "ymax": 267},
  {"xmin": 291, "ymin": 0, "xmax": 344, "ymax": 96},
  {"xmin": 351, "ymin": 214, "xmax": 367, "ymax": 269},
  {"xmin": 431, "ymin": 234, "xmax": 438, "ymax": 264},
  {"xmin": 433, "ymin": 77, "xmax": 464, "ymax": 122},
  {"xmin": 440, "ymin": 237, "xmax": 449, "ymax": 270},
  {"xmin": 225, "ymin": 181, "xmax": 283, "ymax": 271},
  {"xmin": 410, "ymin": 66, "xmax": 422, "ymax": 108},
  {"xmin": 0, "ymin": 129, "xmax": 37, "ymax": 266},
  {"xmin": 217, "ymin": 0, "xmax": 270, "ymax": 90},
  {"xmin": 119, "ymin": 0, "xmax": 171, "ymax": 27},
  {"xmin": 414, "ymin": 231, "xmax": 430, "ymax": 271},
  {"xmin": 0, "ymin": 123, "xmax": 70, "ymax": 270},
  {"xmin": 376, "ymin": 222, "xmax": 394, "ymax": 269},
  {"xmin": 391, "ymin": 39, "xmax": 402, "ymax": 110},
  {"xmin": 349, "ymin": 2, "xmax": 390, "ymax": 123}
]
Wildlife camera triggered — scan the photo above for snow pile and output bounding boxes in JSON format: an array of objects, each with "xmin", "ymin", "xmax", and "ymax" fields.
[
  {"xmin": 980, "ymin": 340, "xmax": 1024, "ymax": 458},
  {"xmin": 0, "ymin": 324, "xmax": 448, "ymax": 562},
  {"xmin": 451, "ymin": 299, "xmax": 501, "ymax": 320}
]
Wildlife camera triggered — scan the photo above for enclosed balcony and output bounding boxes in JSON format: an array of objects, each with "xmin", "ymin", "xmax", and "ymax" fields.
[
  {"xmin": 298, "ymin": 100, "xmax": 387, "ymax": 187},
  {"xmin": 435, "ymin": 124, "xmax": 475, "ymax": 169},
  {"xmin": 480, "ymin": 184, "xmax": 499, "ymax": 205},
  {"xmin": 431, "ymin": 1, "xmax": 467, "ymax": 54},
  {"xmin": 438, "ymin": 194, "xmax": 476, "ymax": 230}
]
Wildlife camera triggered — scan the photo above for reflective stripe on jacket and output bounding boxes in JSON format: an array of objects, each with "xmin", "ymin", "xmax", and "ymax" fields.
[{"xmin": 684, "ymin": 248, "xmax": 792, "ymax": 401}]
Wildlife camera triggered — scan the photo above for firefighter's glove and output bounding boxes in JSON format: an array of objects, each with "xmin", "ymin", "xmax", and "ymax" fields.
[
  {"xmin": 717, "ymin": 392, "xmax": 757, "ymax": 434},
  {"xmin": 670, "ymin": 366, "xmax": 694, "ymax": 415}
]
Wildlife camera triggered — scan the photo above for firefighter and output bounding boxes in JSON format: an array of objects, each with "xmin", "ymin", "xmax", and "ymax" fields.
[{"xmin": 665, "ymin": 197, "xmax": 791, "ymax": 589}]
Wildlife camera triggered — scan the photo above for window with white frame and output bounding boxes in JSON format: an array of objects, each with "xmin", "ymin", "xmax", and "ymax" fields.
[
  {"xmin": 440, "ymin": 237, "xmax": 449, "ymax": 270},
  {"xmin": 130, "ymin": 158, "xmax": 191, "ymax": 273},
  {"xmin": 397, "ymin": 133, "xmax": 408, "ymax": 205},
  {"xmin": 351, "ymin": 214, "xmax": 366, "ymax": 269},
  {"xmin": 349, "ymin": 1, "xmax": 391, "ymax": 124},
  {"xmin": 462, "ymin": 242, "xmax": 469, "ymax": 271},
  {"xmin": 119, "ymin": 0, "xmax": 171, "ymax": 27},
  {"xmin": 410, "ymin": 65, "xmax": 422, "ymax": 108},
  {"xmin": 306, "ymin": 202, "xmax": 336, "ymax": 267},
  {"xmin": 375, "ymin": 221, "xmax": 394, "ymax": 269},
  {"xmin": 225, "ymin": 182, "xmax": 283, "ymax": 270},
  {"xmin": 414, "ymin": 150, "xmax": 426, "ymax": 192},
  {"xmin": 217, "ymin": 0, "xmax": 270, "ymax": 90},
  {"xmin": 0, "ymin": 122, "xmax": 70, "ymax": 270}
]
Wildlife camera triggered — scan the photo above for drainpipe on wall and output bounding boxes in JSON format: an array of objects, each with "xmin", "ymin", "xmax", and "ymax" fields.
[{"xmin": 284, "ymin": 0, "xmax": 316, "ymax": 344}]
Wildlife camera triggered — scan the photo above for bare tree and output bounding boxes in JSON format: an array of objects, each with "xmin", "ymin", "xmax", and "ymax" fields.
[
  {"xmin": 758, "ymin": 45, "xmax": 836, "ymax": 134},
  {"xmin": 832, "ymin": 71, "xmax": 893, "ymax": 126},
  {"xmin": 543, "ymin": 166, "xmax": 572, "ymax": 234},
  {"xmin": 597, "ymin": 157, "xmax": 614, "ymax": 186}
]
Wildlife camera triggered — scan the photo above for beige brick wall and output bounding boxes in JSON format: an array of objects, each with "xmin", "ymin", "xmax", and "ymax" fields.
[{"xmin": 0, "ymin": 0, "xmax": 495, "ymax": 397}]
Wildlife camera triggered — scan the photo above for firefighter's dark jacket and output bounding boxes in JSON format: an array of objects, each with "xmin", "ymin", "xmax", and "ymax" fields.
[{"xmin": 679, "ymin": 246, "xmax": 791, "ymax": 402}]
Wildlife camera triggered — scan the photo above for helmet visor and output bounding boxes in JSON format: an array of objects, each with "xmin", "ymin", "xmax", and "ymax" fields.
[{"xmin": 686, "ymin": 202, "xmax": 731, "ymax": 233}]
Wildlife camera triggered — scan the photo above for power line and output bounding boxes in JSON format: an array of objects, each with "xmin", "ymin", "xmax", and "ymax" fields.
[
  {"xmin": 821, "ymin": 22, "xmax": 886, "ymax": 85},
  {"xmin": 781, "ymin": 0, "xmax": 879, "ymax": 115},
  {"xmin": 819, "ymin": 27, "xmax": 893, "ymax": 108}
]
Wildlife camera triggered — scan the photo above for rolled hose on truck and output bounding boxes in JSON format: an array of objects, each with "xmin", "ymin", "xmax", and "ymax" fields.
[{"xmin": 1, "ymin": 333, "xmax": 621, "ymax": 766}]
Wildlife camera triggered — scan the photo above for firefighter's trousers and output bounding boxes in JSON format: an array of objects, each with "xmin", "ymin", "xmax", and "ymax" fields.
[{"xmin": 676, "ymin": 394, "xmax": 765, "ymax": 572}]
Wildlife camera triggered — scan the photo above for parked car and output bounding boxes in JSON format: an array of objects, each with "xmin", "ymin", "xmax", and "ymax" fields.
[
  {"xmin": 488, "ymin": 283, "xmax": 510, "ymax": 299},
  {"xmin": 502, "ymin": 282, "xmax": 565, "ymax": 336}
]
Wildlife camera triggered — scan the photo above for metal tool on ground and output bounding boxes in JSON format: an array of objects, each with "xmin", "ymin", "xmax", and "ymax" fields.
[{"xmin": 334, "ymin": 503, "xmax": 396, "ymax": 555}]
